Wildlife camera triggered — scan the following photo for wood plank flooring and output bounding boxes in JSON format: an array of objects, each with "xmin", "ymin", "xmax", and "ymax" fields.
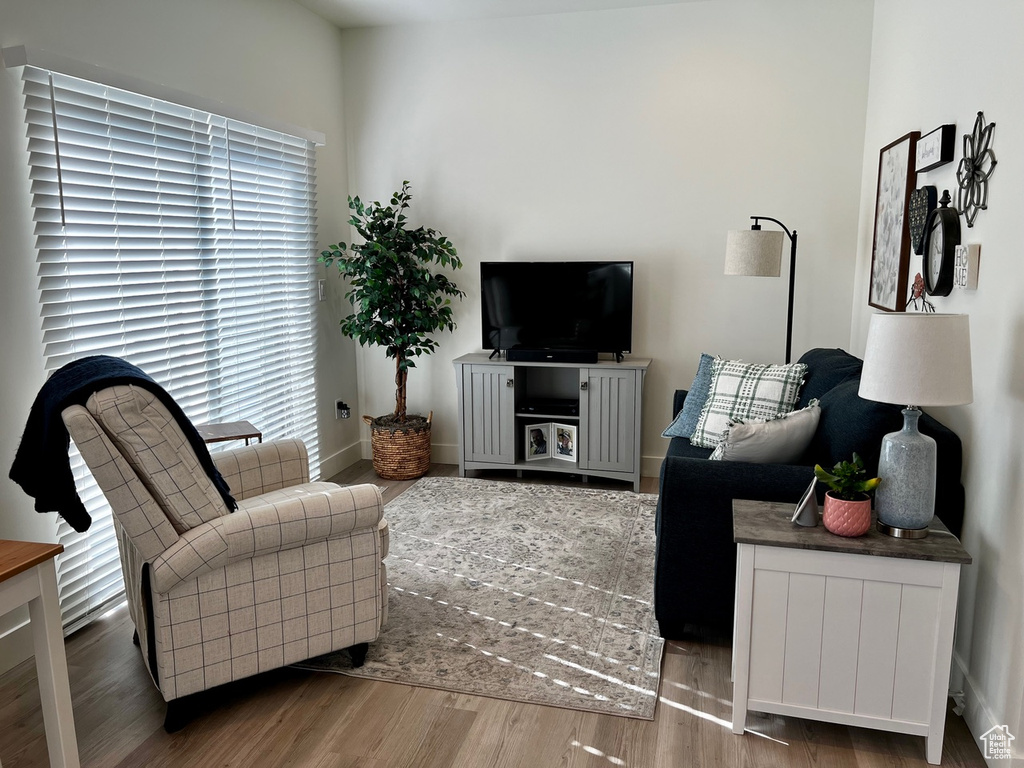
[{"xmin": 0, "ymin": 462, "xmax": 984, "ymax": 767}]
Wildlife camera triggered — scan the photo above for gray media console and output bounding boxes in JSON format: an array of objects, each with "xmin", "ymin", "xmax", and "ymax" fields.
[{"xmin": 452, "ymin": 353, "xmax": 650, "ymax": 492}]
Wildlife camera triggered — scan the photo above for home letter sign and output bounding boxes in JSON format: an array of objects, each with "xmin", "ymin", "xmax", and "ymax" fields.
[{"xmin": 953, "ymin": 243, "xmax": 981, "ymax": 290}]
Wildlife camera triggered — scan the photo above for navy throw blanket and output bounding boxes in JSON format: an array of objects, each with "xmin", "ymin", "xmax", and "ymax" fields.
[{"xmin": 9, "ymin": 355, "xmax": 237, "ymax": 533}]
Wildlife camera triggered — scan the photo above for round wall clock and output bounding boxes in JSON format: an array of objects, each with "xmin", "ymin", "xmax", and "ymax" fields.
[{"xmin": 922, "ymin": 190, "xmax": 961, "ymax": 297}]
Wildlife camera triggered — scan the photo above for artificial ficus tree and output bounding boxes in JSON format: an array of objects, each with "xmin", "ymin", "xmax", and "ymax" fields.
[{"xmin": 320, "ymin": 181, "xmax": 464, "ymax": 423}]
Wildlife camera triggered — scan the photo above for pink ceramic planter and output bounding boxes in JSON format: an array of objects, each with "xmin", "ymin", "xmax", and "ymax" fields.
[{"xmin": 822, "ymin": 493, "xmax": 872, "ymax": 537}]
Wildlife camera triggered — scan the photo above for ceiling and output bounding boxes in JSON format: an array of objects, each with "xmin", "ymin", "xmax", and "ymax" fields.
[{"xmin": 293, "ymin": 0, "xmax": 711, "ymax": 29}]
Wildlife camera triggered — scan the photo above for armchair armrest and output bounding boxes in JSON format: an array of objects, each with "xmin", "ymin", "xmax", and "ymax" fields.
[
  {"xmin": 213, "ymin": 439, "xmax": 309, "ymax": 500},
  {"xmin": 150, "ymin": 482, "xmax": 383, "ymax": 593},
  {"xmin": 654, "ymin": 454, "xmax": 813, "ymax": 635}
]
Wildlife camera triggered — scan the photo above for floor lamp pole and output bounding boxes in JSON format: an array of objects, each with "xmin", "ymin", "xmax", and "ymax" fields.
[
  {"xmin": 785, "ymin": 229, "xmax": 797, "ymax": 364},
  {"xmin": 747, "ymin": 216, "xmax": 798, "ymax": 364}
]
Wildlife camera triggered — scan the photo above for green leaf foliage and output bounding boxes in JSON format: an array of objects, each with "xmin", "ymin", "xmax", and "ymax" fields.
[
  {"xmin": 813, "ymin": 452, "xmax": 881, "ymax": 501},
  {"xmin": 320, "ymin": 181, "xmax": 464, "ymax": 421}
]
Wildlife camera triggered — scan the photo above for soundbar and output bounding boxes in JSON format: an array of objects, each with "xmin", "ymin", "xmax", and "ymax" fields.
[{"xmin": 505, "ymin": 347, "xmax": 598, "ymax": 364}]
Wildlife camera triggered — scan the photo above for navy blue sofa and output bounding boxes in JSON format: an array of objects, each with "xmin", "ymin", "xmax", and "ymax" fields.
[{"xmin": 653, "ymin": 347, "xmax": 965, "ymax": 639}]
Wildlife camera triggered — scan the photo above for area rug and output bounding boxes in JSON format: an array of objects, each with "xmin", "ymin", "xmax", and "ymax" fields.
[{"xmin": 296, "ymin": 476, "xmax": 664, "ymax": 719}]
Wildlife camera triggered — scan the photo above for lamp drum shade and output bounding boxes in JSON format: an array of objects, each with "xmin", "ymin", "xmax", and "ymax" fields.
[
  {"xmin": 725, "ymin": 229, "xmax": 784, "ymax": 277},
  {"xmin": 859, "ymin": 313, "xmax": 973, "ymax": 407}
]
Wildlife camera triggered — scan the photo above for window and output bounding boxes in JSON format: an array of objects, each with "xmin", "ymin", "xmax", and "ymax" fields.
[{"xmin": 20, "ymin": 65, "xmax": 321, "ymax": 632}]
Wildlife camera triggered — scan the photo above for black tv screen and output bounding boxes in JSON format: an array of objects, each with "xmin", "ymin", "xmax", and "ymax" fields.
[{"xmin": 480, "ymin": 261, "xmax": 633, "ymax": 354}]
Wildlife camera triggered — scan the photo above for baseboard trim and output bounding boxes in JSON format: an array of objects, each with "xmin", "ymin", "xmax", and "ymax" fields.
[
  {"xmin": 318, "ymin": 442, "xmax": 363, "ymax": 481},
  {"xmin": 952, "ymin": 650, "xmax": 1008, "ymax": 764},
  {"xmin": 641, "ymin": 455, "xmax": 663, "ymax": 482}
]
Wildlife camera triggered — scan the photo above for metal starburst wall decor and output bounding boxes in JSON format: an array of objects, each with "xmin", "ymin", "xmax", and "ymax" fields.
[{"xmin": 956, "ymin": 111, "xmax": 997, "ymax": 227}]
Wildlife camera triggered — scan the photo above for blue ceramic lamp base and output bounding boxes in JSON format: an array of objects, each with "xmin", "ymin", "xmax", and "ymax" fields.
[{"xmin": 874, "ymin": 407, "xmax": 936, "ymax": 539}]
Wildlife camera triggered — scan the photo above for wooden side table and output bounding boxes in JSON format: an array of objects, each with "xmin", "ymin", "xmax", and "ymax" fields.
[
  {"xmin": 730, "ymin": 500, "xmax": 971, "ymax": 765},
  {"xmin": 195, "ymin": 420, "xmax": 262, "ymax": 445},
  {"xmin": 0, "ymin": 540, "xmax": 80, "ymax": 768}
]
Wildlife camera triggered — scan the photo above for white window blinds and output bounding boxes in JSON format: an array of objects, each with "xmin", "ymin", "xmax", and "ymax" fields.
[{"xmin": 20, "ymin": 65, "xmax": 321, "ymax": 632}]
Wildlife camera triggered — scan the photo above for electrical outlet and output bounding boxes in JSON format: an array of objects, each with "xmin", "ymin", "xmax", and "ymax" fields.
[{"xmin": 335, "ymin": 400, "xmax": 351, "ymax": 420}]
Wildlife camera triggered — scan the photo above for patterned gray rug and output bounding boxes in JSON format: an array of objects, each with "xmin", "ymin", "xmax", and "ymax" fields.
[{"xmin": 296, "ymin": 476, "xmax": 663, "ymax": 719}]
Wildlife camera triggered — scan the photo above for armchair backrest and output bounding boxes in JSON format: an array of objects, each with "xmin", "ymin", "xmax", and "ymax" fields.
[{"xmin": 63, "ymin": 385, "xmax": 230, "ymax": 557}]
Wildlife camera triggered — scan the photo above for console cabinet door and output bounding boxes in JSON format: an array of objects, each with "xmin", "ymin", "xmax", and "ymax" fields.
[
  {"xmin": 461, "ymin": 364, "xmax": 515, "ymax": 464},
  {"xmin": 578, "ymin": 368, "xmax": 638, "ymax": 473}
]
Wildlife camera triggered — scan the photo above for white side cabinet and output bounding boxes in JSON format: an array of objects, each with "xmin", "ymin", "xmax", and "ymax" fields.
[
  {"xmin": 730, "ymin": 500, "xmax": 971, "ymax": 765},
  {"xmin": 453, "ymin": 354, "xmax": 650, "ymax": 491}
]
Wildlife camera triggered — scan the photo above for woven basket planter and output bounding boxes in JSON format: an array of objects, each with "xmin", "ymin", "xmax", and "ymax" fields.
[{"xmin": 364, "ymin": 411, "xmax": 432, "ymax": 480}]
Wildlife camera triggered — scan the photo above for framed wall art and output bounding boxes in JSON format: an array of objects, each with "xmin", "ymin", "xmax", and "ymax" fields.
[
  {"xmin": 869, "ymin": 131, "xmax": 919, "ymax": 312},
  {"xmin": 916, "ymin": 124, "xmax": 955, "ymax": 173}
]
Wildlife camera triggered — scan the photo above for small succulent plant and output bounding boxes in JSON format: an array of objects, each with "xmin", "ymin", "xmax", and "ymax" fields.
[{"xmin": 813, "ymin": 453, "xmax": 881, "ymax": 501}]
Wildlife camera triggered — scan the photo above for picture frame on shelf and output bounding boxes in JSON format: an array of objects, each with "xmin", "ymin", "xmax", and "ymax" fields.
[
  {"xmin": 553, "ymin": 423, "xmax": 577, "ymax": 462},
  {"xmin": 869, "ymin": 131, "xmax": 919, "ymax": 312},
  {"xmin": 916, "ymin": 124, "xmax": 955, "ymax": 173},
  {"xmin": 525, "ymin": 424, "xmax": 550, "ymax": 460}
]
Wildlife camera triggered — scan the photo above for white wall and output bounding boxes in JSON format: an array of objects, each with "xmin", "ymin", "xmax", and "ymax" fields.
[
  {"xmin": 850, "ymin": 0, "xmax": 1024, "ymax": 757},
  {"xmin": 0, "ymin": 0, "xmax": 355, "ymax": 671},
  {"xmin": 337, "ymin": 0, "xmax": 875, "ymax": 474}
]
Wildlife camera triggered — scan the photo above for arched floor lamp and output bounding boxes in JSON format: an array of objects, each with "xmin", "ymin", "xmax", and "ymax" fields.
[{"xmin": 725, "ymin": 216, "xmax": 798, "ymax": 364}]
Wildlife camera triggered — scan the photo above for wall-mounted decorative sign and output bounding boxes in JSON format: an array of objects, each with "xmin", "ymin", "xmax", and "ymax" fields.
[
  {"xmin": 957, "ymin": 112, "xmax": 997, "ymax": 227},
  {"xmin": 916, "ymin": 124, "xmax": 956, "ymax": 173},
  {"xmin": 909, "ymin": 186, "xmax": 937, "ymax": 255},
  {"xmin": 869, "ymin": 131, "xmax": 919, "ymax": 312},
  {"xmin": 954, "ymin": 243, "xmax": 981, "ymax": 290}
]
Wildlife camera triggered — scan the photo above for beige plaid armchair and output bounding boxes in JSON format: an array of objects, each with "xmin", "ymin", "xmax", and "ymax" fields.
[{"xmin": 62, "ymin": 385, "xmax": 388, "ymax": 730}]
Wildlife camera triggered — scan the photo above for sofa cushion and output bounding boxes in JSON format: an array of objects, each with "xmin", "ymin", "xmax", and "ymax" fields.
[
  {"xmin": 662, "ymin": 353, "xmax": 715, "ymax": 439},
  {"xmin": 665, "ymin": 436, "xmax": 714, "ymax": 460},
  {"xmin": 710, "ymin": 401, "xmax": 820, "ymax": 464},
  {"xmin": 805, "ymin": 378, "xmax": 903, "ymax": 474},
  {"xmin": 795, "ymin": 348, "xmax": 863, "ymax": 408},
  {"xmin": 690, "ymin": 359, "xmax": 808, "ymax": 448}
]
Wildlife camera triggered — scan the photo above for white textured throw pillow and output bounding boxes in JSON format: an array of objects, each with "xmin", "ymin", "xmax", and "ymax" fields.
[
  {"xmin": 690, "ymin": 359, "xmax": 808, "ymax": 448},
  {"xmin": 709, "ymin": 401, "xmax": 820, "ymax": 463}
]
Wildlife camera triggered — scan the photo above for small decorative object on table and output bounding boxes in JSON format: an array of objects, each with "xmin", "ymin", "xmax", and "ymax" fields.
[
  {"xmin": 790, "ymin": 476, "xmax": 819, "ymax": 527},
  {"xmin": 813, "ymin": 453, "xmax": 880, "ymax": 537}
]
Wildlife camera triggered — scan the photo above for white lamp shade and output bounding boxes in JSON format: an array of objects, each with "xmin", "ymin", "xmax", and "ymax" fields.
[
  {"xmin": 859, "ymin": 313, "xmax": 973, "ymax": 407},
  {"xmin": 724, "ymin": 229, "xmax": 784, "ymax": 277}
]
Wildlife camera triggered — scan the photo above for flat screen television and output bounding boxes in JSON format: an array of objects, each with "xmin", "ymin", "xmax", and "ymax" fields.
[{"xmin": 480, "ymin": 261, "xmax": 633, "ymax": 361}]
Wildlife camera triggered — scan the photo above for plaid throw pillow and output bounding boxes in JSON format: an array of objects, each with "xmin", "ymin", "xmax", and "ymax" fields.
[{"xmin": 690, "ymin": 359, "xmax": 808, "ymax": 448}]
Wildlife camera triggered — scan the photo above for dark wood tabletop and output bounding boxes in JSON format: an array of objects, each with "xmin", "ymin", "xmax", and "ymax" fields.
[{"xmin": 733, "ymin": 499, "xmax": 972, "ymax": 564}]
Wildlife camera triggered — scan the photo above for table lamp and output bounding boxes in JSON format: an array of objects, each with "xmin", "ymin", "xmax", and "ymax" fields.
[
  {"xmin": 858, "ymin": 313, "xmax": 973, "ymax": 537},
  {"xmin": 725, "ymin": 216, "xmax": 798, "ymax": 363}
]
